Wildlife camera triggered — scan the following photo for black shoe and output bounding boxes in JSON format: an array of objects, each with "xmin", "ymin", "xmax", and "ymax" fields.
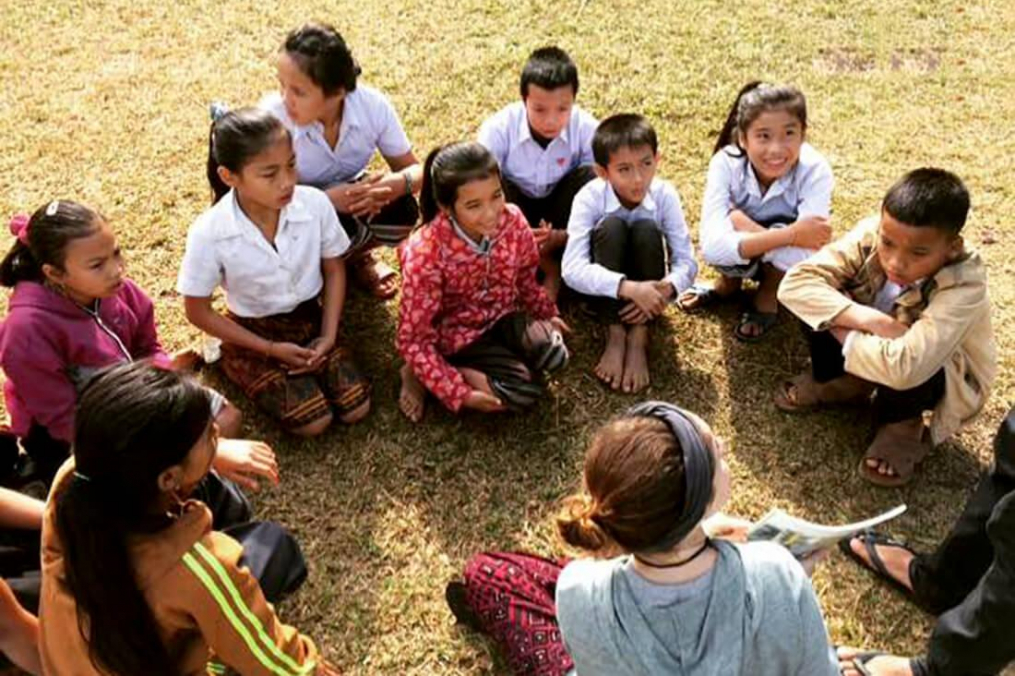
[{"xmin": 445, "ymin": 581, "xmax": 481, "ymax": 631}]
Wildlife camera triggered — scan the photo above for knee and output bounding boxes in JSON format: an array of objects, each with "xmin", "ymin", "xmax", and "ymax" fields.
[
  {"xmin": 629, "ymin": 219, "xmax": 662, "ymax": 244},
  {"xmin": 290, "ymin": 412, "xmax": 334, "ymax": 437},
  {"xmin": 339, "ymin": 397, "xmax": 371, "ymax": 425},
  {"xmin": 594, "ymin": 216, "xmax": 628, "ymax": 243},
  {"xmin": 215, "ymin": 402, "xmax": 243, "ymax": 438}
]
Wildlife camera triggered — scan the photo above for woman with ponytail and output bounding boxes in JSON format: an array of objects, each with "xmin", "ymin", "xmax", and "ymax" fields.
[
  {"xmin": 39, "ymin": 362, "xmax": 333, "ymax": 676},
  {"xmin": 396, "ymin": 141, "xmax": 570, "ymax": 422},
  {"xmin": 447, "ymin": 402, "xmax": 839, "ymax": 676}
]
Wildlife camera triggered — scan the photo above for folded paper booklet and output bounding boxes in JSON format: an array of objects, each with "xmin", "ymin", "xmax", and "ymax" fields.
[{"xmin": 747, "ymin": 504, "xmax": 907, "ymax": 558}]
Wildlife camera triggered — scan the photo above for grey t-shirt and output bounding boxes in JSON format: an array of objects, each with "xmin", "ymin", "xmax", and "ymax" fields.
[{"xmin": 555, "ymin": 541, "xmax": 838, "ymax": 676}]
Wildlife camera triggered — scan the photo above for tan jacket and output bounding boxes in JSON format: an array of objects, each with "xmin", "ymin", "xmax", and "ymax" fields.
[
  {"xmin": 778, "ymin": 217, "xmax": 996, "ymax": 444},
  {"xmin": 40, "ymin": 460, "xmax": 323, "ymax": 676}
]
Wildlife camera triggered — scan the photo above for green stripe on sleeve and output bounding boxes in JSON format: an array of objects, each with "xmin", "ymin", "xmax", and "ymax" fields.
[
  {"xmin": 192, "ymin": 542, "xmax": 315, "ymax": 676},
  {"xmin": 182, "ymin": 551, "xmax": 300, "ymax": 676}
]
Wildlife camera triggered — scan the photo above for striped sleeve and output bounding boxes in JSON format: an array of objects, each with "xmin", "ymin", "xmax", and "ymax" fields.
[{"xmin": 181, "ymin": 538, "xmax": 322, "ymax": 676}]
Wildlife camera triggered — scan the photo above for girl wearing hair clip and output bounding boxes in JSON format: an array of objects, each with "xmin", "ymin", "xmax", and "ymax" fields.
[
  {"xmin": 446, "ymin": 402, "xmax": 838, "ymax": 676},
  {"xmin": 0, "ymin": 201, "xmax": 275, "ymax": 492}
]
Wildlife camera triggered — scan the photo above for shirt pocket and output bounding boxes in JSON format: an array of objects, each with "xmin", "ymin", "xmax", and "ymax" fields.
[{"xmin": 218, "ymin": 240, "xmax": 283, "ymax": 297}]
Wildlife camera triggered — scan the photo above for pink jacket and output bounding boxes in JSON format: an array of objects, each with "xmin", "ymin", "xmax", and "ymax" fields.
[
  {"xmin": 0, "ymin": 279, "xmax": 169, "ymax": 441},
  {"xmin": 397, "ymin": 204, "xmax": 558, "ymax": 412}
]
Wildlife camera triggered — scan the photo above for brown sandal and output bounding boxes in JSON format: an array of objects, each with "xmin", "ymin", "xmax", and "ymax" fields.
[
  {"xmin": 774, "ymin": 372, "xmax": 874, "ymax": 413},
  {"xmin": 774, "ymin": 373, "xmax": 823, "ymax": 413},
  {"xmin": 859, "ymin": 423, "xmax": 933, "ymax": 487},
  {"xmin": 350, "ymin": 251, "xmax": 398, "ymax": 300}
]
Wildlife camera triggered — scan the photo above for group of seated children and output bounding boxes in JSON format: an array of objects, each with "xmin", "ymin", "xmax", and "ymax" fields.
[{"xmin": 0, "ymin": 19, "xmax": 1001, "ymax": 676}]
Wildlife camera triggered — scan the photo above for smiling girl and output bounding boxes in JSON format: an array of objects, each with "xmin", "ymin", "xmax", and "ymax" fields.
[
  {"xmin": 679, "ymin": 83, "xmax": 835, "ymax": 342},
  {"xmin": 396, "ymin": 142, "xmax": 569, "ymax": 422}
]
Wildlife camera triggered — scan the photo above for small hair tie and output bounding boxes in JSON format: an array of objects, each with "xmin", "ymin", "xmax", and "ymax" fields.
[
  {"xmin": 73, "ymin": 471, "xmax": 93, "ymax": 483},
  {"xmin": 8, "ymin": 214, "xmax": 30, "ymax": 245},
  {"xmin": 45, "ymin": 200, "xmax": 60, "ymax": 217},
  {"xmin": 209, "ymin": 101, "xmax": 230, "ymax": 123}
]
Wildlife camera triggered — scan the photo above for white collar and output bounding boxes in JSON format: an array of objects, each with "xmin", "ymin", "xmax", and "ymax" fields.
[
  {"xmin": 212, "ymin": 189, "xmax": 313, "ymax": 241},
  {"xmin": 604, "ymin": 180, "xmax": 656, "ymax": 214},
  {"xmin": 513, "ymin": 104, "xmax": 571, "ymax": 150}
]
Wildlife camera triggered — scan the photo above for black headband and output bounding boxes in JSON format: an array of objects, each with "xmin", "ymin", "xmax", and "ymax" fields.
[{"xmin": 624, "ymin": 401, "xmax": 716, "ymax": 552}]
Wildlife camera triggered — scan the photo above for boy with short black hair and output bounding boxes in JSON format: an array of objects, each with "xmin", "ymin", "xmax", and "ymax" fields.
[
  {"xmin": 776, "ymin": 168, "xmax": 996, "ymax": 486},
  {"xmin": 478, "ymin": 46, "xmax": 598, "ymax": 300},
  {"xmin": 562, "ymin": 114, "xmax": 697, "ymax": 393}
]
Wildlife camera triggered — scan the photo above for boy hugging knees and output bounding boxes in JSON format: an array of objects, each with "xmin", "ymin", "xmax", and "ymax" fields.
[
  {"xmin": 478, "ymin": 46, "xmax": 598, "ymax": 302},
  {"xmin": 776, "ymin": 168, "xmax": 997, "ymax": 487},
  {"xmin": 562, "ymin": 114, "xmax": 697, "ymax": 393}
]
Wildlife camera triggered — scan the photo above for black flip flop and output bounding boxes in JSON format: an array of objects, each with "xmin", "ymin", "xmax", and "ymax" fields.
[
  {"xmin": 445, "ymin": 581, "xmax": 482, "ymax": 632},
  {"xmin": 838, "ymin": 530, "xmax": 918, "ymax": 601},
  {"xmin": 734, "ymin": 309, "xmax": 778, "ymax": 343}
]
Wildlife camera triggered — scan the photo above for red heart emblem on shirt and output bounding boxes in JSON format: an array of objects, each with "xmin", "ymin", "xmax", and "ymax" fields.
[{"xmin": 556, "ymin": 158, "xmax": 567, "ymax": 166}]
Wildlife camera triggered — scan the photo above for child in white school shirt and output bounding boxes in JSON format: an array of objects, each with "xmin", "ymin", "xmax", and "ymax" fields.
[
  {"xmin": 264, "ymin": 23, "xmax": 422, "ymax": 300},
  {"xmin": 562, "ymin": 114, "xmax": 697, "ymax": 393},
  {"xmin": 478, "ymin": 46, "xmax": 598, "ymax": 302},
  {"xmin": 678, "ymin": 82, "xmax": 834, "ymax": 343},
  {"xmin": 179, "ymin": 108, "xmax": 370, "ymax": 437}
]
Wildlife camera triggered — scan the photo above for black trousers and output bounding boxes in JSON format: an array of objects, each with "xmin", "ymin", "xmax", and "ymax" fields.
[
  {"xmin": 337, "ymin": 191, "xmax": 420, "ymax": 249},
  {"xmin": 503, "ymin": 165, "xmax": 596, "ymax": 230},
  {"xmin": 587, "ymin": 216, "xmax": 667, "ymax": 323},
  {"xmin": 448, "ymin": 312, "xmax": 562, "ymax": 410},
  {"xmin": 909, "ymin": 408, "xmax": 1015, "ymax": 676},
  {"xmin": 195, "ymin": 472, "xmax": 306, "ymax": 603},
  {"xmin": 804, "ymin": 325, "xmax": 945, "ymax": 426}
]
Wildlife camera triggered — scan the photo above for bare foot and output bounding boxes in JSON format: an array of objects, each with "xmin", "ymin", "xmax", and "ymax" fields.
[
  {"xmin": 846, "ymin": 537, "xmax": 915, "ymax": 591},
  {"xmin": 399, "ymin": 363, "xmax": 426, "ymax": 423},
  {"xmin": 595, "ymin": 324, "xmax": 627, "ymax": 390},
  {"xmin": 678, "ymin": 274, "xmax": 742, "ymax": 310},
  {"xmin": 459, "ymin": 367, "xmax": 495, "ymax": 395},
  {"xmin": 838, "ymin": 647, "xmax": 914, "ymax": 676},
  {"xmin": 866, "ymin": 417, "xmax": 924, "ymax": 477},
  {"xmin": 621, "ymin": 325, "xmax": 651, "ymax": 393}
]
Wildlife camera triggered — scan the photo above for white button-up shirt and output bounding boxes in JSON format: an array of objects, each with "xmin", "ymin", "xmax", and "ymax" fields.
[
  {"xmin": 261, "ymin": 86, "xmax": 411, "ymax": 189},
  {"xmin": 562, "ymin": 177, "xmax": 698, "ymax": 299},
  {"xmin": 177, "ymin": 186, "xmax": 349, "ymax": 318},
  {"xmin": 699, "ymin": 142, "xmax": 833, "ymax": 269},
  {"xmin": 478, "ymin": 101, "xmax": 598, "ymax": 199}
]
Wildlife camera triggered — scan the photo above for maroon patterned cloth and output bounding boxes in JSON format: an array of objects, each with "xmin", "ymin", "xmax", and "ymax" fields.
[{"xmin": 462, "ymin": 552, "xmax": 574, "ymax": 676}]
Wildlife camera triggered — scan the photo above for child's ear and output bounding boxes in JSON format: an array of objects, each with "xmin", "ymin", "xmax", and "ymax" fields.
[
  {"xmin": 949, "ymin": 234, "xmax": 965, "ymax": 259},
  {"xmin": 157, "ymin": 466, "xmax": 184, "ymax": 495},
  {"xmin": 40, "ymin": 263, "xmax": 65, "ymax": 287},
  {"xmin": 217, "ymin": 165, "xmax": 240, "ymax": 189},
  {"xmin": 593, "ymin": 164, "xmax": 609, "ymax": 181}
]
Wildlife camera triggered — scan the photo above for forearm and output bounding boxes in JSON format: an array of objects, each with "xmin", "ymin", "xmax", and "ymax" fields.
[
  {"xmin": 184, "ymin": 300, "xmax": 271, "ymax": 355},
  {"xmin": 0, "ymin": 488, "xmax": 44, "ymax": 530},
  {"xmin": 730, "ymin": 210, "xmax": 765, "ymax": 234},
  {"xmin": 319, "ymin": 261, "xmax": 345, "ymax": 344},
  {"xmin": 737, "ymin": 226, "xmax": 795, "ymax": 259}
]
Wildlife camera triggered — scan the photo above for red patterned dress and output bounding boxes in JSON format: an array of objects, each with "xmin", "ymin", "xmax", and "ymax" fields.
[{"xmin": 397, "ymin": 204, "xmax": 558, "ymax": 412}]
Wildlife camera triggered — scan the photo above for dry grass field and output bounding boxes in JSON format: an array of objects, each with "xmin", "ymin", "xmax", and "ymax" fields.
[{"xmin": 1, "ymin": 0, "xmax": 1014, "ymax": 673}]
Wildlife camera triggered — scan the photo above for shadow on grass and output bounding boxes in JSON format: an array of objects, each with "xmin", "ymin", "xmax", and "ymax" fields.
[{"xmin": 718, "ymin": 300, "xmax": 984, "ymax": 527}]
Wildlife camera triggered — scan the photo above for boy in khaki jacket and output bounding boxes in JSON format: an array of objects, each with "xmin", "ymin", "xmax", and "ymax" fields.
[{"xmin": 776, "ymin": 168, "xmax": 996, "ymax": 487}]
